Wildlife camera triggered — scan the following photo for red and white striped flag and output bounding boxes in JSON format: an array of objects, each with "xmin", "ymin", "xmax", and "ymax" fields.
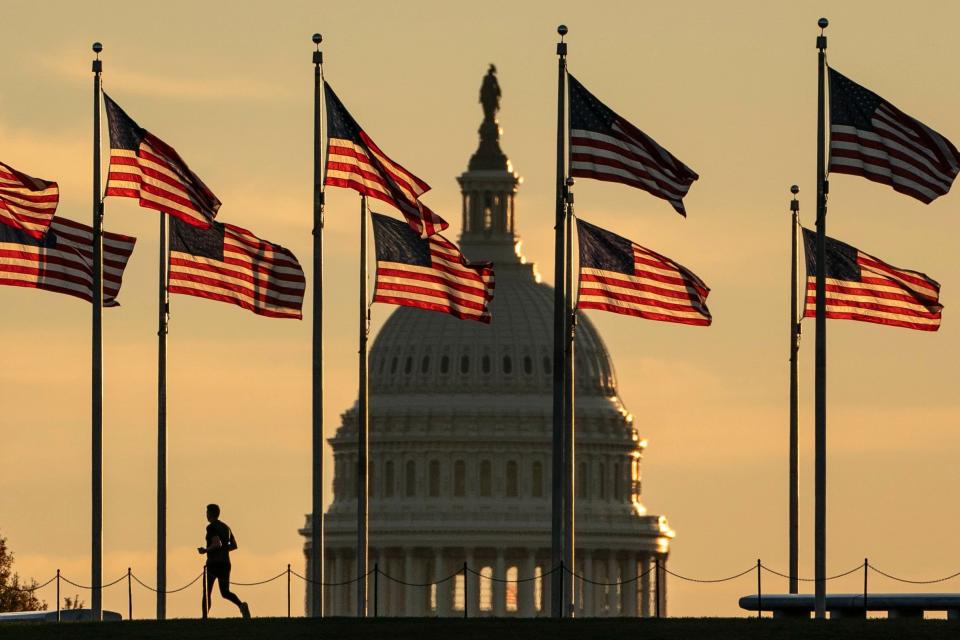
[
  {"xmin": 568, "ymin": 74, "xmax": 699, "ymax": 217},
  {"xmin": 372, "ymin": 212, "xmax": 494, "ymax": 323},
  {"xmin": 0, "ymin": 216, "xmax": 136, "ymax": 306},
  {"xmin": 0, "ymin": 161, "xmax": 59, "ymax": 239},
  {"xmin": 802, "ymin": 228, "xmax": 942, "ymax": 331},
  {"xmin": 324, "ymin": 82, "xmax": 448, "ymax": 238},
  {"xmin": 104, "ymin": 93, "xmax": 221, "ymax": 228},
  {"xmin": 168, "ymin": 216, "xmax": 305, "ymax": 319},
  {"xmin": 829, "ymin": 67, "xmax": 960, "ymax": 203},
  {"xmin": 576, "ymin": 218, "xmax": 711, "ymax": 326}
]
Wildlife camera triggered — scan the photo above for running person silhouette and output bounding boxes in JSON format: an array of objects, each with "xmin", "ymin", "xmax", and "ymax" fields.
[{"xmin": 198, "ymin": 503, "xmax": 250, "ymax": 618}]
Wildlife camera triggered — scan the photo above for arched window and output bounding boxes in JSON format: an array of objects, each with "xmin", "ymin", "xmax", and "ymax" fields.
[
  {"xmin": 429, "ymin": 460, "xmax": 440, "ymax": 497},
  {"xmin": 523, "ymin": 356, "xmax": 533, "ymax": 375},
  {"xmin": 480, "ymin": 460, "xmax": 492, "ymax": 497},
  {"xmin": 385, "ymin": 460, "xmax": 395, "ymax": 498},
  {"xmin": 421, "ymin": 355, "xmax": 430, "ymax": 374},
  {"xmin": 598, "ymin": 462, "xmax": 606, "ymax": 500},
  {"xmin": 390, "ymin": 357, "xmax": 398, "ymax": 374},
  {"xmin": 378, "ymin": 357, "xmax": 386, "ymax": 374},
  {"xmin": 454, "ymin": 460, "xmax": 466, "ymax": 497},
  {"xmin": 404, "ymin": 357, "xmax": 413, "ymax": 374},
  {"xmin": 506, "ymin": 566, "xmax": 518, "ymax": 611},
  {"xmin": 532, "ymin": 461, "xmax": 543, "ymax": 498},
  {"xmin": 460, "ymin": 355, "xmax": 470, "ymax": 374},
  {"xmin": 502, "ymin": 356, "xmax": 512, "ymax": 374},
  {"xmin": 506, "ymin": 461, "xmax": 518, "ymax": 497},
  {"xmin": 453, "ymin": 572, "xmax": 465, "ymax": 611},
  {"xmin": 534, "ymin": 566, "xmax": 544, "ymax": 612},
  {"xmin": 405, "ymin": 460, "xmax": 416, "ymax": 497},
  {"xmin": 479, "ymin": 567, "xmax": 493, "ymax": 611},
  {"xmin": 482, "ymin": 355, "xmax": 491, "ymax": 374},
  {"xmin": 440, "ymin": 355, "xmax": 450, "ymax": 374}
]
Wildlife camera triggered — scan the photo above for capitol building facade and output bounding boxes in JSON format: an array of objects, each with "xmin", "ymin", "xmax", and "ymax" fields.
[{"xmin": 300, "ymin": 67, "xmax": 674, "ymax": 617}]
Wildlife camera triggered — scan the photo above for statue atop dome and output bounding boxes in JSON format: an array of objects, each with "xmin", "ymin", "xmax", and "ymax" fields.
[{"xmin": 469, "ymin": 64, "xmax": 509, "ymax": 171}]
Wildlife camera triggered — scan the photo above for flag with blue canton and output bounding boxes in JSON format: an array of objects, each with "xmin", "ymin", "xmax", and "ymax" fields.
[
  {"xmin": 576, "ymin": 218, "xmax": 710, "ymax": 325},
  {"xmin": 325, "ymin": 82, "xmax": 448, "ymax": 238},
  {"xmin": 829, "ymin": 67, "xmax": 960, "ymax": 203},
  {"xmin": 372, "ymin": 212, "xmax": 494, "ymax": 323},
  {"xmin": 104, "ymin": 93, "xmax": 221, "ymax": 228},
  {"xmin": 0, "ymin": 160, "xmax": 59, "ymax": 239},
  {"xmin": 802, "ymin": 227, "xmax": 942, "ymax": 331},
  {"xmin": 168, "ymin": 216, "xmax": 305, "ymax": 319},
  {"xmin": 569, "ymin": 74, "xmax": 699, "ymax": 216}
]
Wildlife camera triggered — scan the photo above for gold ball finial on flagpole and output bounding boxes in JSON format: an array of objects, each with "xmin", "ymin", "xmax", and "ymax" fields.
[{"xmin": 791, "ymin": 185, "xmax": 799, "ymax": 195}]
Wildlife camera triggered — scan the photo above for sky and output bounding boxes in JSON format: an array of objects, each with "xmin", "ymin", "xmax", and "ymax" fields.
[{"xmin": 3, "ymin": 0, "xmax": 960, "ymax": 619}]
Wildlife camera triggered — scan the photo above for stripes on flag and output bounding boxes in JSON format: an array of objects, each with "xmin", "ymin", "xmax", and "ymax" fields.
[
  {"xmin": 0, "ymin": 216, "xmax": 136, "ymax": 306},
  {"xmin": 802, "ymin": 228, "xmax": 942, "ymax": 331},
  {"xmin": 575, "ymin": 218, "xmax": 711, "ymax": 326},
  {"xmin": 104, "ymin": 93, "xmax": 221, "ymax": 228},
  {"xmin": 829, "ymin": 67, "xmax": 960, "ymax": 204},
  {"xmin": 0, "ymin": 161, "xmax": 59, "ymax": 239},
  {"xmin": 168, "ymin": 216, "xmax": 305, "ymax": 319},
  {"xmin": 324, "ymin": 82, "xmax": 448, "ymax": 238},
  {"xmin": 568, "ymin": 74, "xmax": 699, "ymax": 217},
  {"xmin": 372, "ymin": 212, "xmax": 494, "ymax": 323}
]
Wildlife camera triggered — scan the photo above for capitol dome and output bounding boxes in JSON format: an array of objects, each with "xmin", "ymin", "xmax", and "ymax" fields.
[{"xmin": 301, "ymin": 66, "xmax": 673, "ymax": 618}]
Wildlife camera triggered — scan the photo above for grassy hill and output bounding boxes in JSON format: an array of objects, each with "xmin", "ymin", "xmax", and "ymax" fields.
[{"xmin": 0, "ymin": 618, "xmax": 957, "ymax": 640}]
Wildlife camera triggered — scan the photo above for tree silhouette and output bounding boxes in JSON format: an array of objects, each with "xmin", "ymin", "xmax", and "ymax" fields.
[{"xmin": 0, "ymin": 533, "xmax": 46, "ymax": 612}]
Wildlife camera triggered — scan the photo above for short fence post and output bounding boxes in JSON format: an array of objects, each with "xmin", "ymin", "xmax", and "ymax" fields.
[
  {"xmin": 756, "ymin": 559, "xmax": 762, "ymax": 619},
  {"xmin": 654, "ymin": 557, "xmax": 660, "ymax": 619},
  {"xmin": 287, "ymin": 563, "xmax": 292, "ymax": 618},
  {"xmin": 56, "ymin": 569, "xmax": 61, "ymax": 622},
  {"xmin": 127, "ymin": 567, "xmax": 132, "ymax": 621},
  {"xmin": 863, "ymin": 558, "xmax": 868, "ymax": 616},
  {"xmin": 463, "ymin": 562, "xmax": 468, "ymax": 619},
  {"xmin": 373, "ymin": 564, "xmax": 379, "ymax": 618},
  {"xmin": 201, "ymin": 566, "xmax": 208, "ymax": 620}
]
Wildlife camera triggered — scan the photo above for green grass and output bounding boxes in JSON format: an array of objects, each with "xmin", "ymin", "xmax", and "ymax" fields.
[{"xmin": 0, "ymin": 618, "xmax": 957, "ymax": 640}]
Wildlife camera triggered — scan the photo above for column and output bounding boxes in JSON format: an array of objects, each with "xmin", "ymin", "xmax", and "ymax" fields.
[
  {"xmin": 639, "ymin": 553, "xmax": 651, "ymax": 617},
  {"xmin": 519, "ymin": 550, "xmax": 535, "ymax": 616},
  {"xmin": 607, "ymin": 554, "xmax": 619, "ymax": 617},
  {"xmin": 404, "ymin": 548, "xmax": 417, "ymax": 616},
  {"xmin": 622, "ymin": 553, "xmax": 638, "ymax": 617},
  {"xmin": 465, "ymin": 548, "xmax": 479, "ymax": 617},
  {"xmin": 658, "ymin": 554, "xmax": 668, "ymax": 617},
  {"xmin": 326, "ymin": 552, "xmax": 337, "ymax": 615},
  {"xmin": 493, "ymin": 550, "xmax": 506, "ymax": 617},
  {"xmin": 582, "ymin": 551, "xmax": 594, "ymax": 618},
  {"xmin": 592, "ymin": 553, "xmax": 605, "ymax": 617},
  {"xmin": 435, "ymin": 549, "xmax": 450, "ymax": 617}
]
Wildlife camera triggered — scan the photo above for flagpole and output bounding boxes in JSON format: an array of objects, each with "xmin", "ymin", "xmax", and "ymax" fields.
[
  {"xmin": 788, "ymin": 185, "xmax": 800, "ymax": 595},
  {"xmin": 90, "ymin": 41, "xmax": 104, "ymax": 623},
  {"xmin": 310, "ymin": 31, "xmax": 326, "ymax": 618},
  {"xmin": 157, "ymin": 212, "xmax": 169, "ymax": 619},
  {"xmin": 814, "ymin": 17, "xmax": 829, "ymax": 620},
  {"xmin": 563, "ymin": 176, "xmax": 576, "ymax": 615},
  {"xmin": 356, "ymin": 194, "xmax": 369, "ymax": 617},
  {"xmin": 550, "ymin": 23, "xmax": 568, "ymax": 619}
]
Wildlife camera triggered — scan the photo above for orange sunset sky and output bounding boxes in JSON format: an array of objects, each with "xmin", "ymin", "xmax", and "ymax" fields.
[{"xmin": 3, "ymin": 0, "xmax": 960, "ymax": 618}]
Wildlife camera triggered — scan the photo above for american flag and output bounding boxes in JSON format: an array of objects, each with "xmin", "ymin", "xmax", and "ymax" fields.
[
  {"xmin": 0, "ymin": 216, "xmax": 136, "ymax": 306},
  {"xmin": 829, "ymin": 67, "xmax": 960, "ymax": 204},
  {"xmin": 802, "ymin": 228, "xmax": 942, "ymax": 331},
  {"xmin": 104, "ymin": 93, "xmax": 221, "ymax": 228},
  {"xmin": 0, "ymin": 161, "xmax": 59, "ymax": 239},
  {"xmin": 324, "ymin": 82, "xmax": 448, "ymax": 238},
  {"xmin": 372, "ymin": 212, "xmax": 494, "ymax": 323},
  {"xmin": 168, "ymin": 216, "xmax": 305, "ymax": 319},
  {"xmin": 576, "ymin": 218, "xmax": 711, "ymax": 326},
  {"xmin": 568, "ymin": 74, "xmax": 699, "ymax": 217}
]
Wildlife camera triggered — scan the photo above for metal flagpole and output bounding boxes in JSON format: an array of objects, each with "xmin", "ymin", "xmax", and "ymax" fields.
[
  {"xmin": 563, "ymin": 176, "xmax": 575, "ymax": 615},
  {"xmin": 814, "ymin": 16, "xmax": 829, "ymax": 620},
  {"xmin": 157, "ymin": 213, "xmax": 169, "ymax": 619},
  {"xmin": 91, "ymin": 41, "xmax": 104, "ymax": 623},
  {"xmin": 310, "ymin": 31, "xmax": 326, "ymax": 618},
  {"xmin": 550, "ymin": 23, "xmax": 568, "ymax": 619},
  {"xmin": 788, "ymin": 185, "xmax": 800, "ymax": 595},
  {"xmin": 356, "ymin": 195, "xmax": 369, "ymax": 617}
]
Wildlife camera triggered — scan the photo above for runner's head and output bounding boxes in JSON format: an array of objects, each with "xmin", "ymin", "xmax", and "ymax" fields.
[{"xmin": 206, "ymin": 503, "xmax": 220, "ymax": 522}]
